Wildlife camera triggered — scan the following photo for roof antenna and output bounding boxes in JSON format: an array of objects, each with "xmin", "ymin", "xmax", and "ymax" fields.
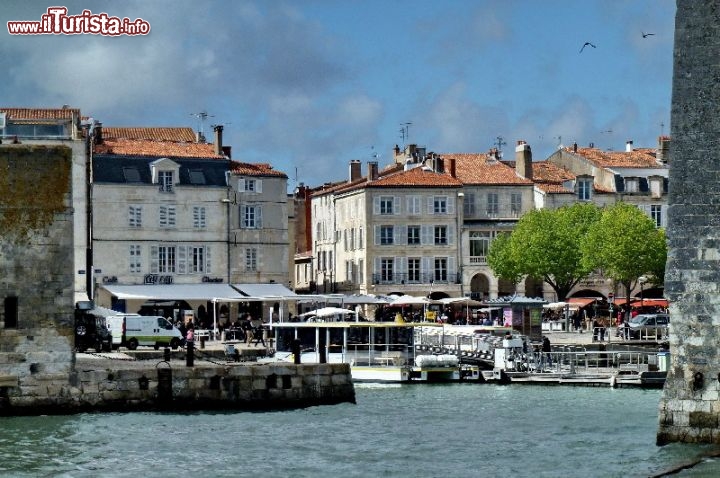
[
  {"xmin": 494, "ymin": 135, "xmax": 507, "ymax": 158},
  {"xmin": 190, "ymin": 111, "xmax": 214, "ymax": 143},
  {"xmin": 400, "ymin": 122, "xmax": 412, "ymax": 145},
  {"xmin": 660, "ymin": 121, "xmax": 665, "ymax": 136}
]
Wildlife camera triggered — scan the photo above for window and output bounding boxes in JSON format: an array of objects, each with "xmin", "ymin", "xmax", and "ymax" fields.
[
  {"xmin": 129, "ymin": 245, "xmax": 142, "ymax": 273},
  {"xmin": 380, "ymin": 196, "xmax": 394, "ymax": 214},
  {"xmin": 463, "ymin": 193, "xmax": 476, "ymax": 217},
  {"xmin": 159, "ymin": 206, "xmax": 176, "ymax": 227},
  {"xmin": 241, "ymin": 205, "xmax": 262, "ymax": 228},
  {"xmin": 434, "ymin": 258, "xmax": 448, "ymax": 282},
  {"xmin": 470, "ymin": 231, "xmax": 492, "ymax": 263},
  {"xmin": 190, "ymin": 246, "xmax": 205, "ymax": 273},
  {"xmin": 4, "ymin": 296, "xmax": 18, "ymax": 329},
  {"xmin": 359, "ymin": 227, "xmax": 364, "ymax": 248},
  {"xmin": 510, "ymin": 193, "xmax": 522, "ymax": 216},
  {"xmin": 486, "ymin": 193, "xmax": 499, "ymax": 215},
  {"xmin": 123, "ymin": 167, "xmax": 141, "ymax": 183},
  {"xmin": 381, "ymin": 258, "xmax": 394, "ymax": 282},
  {"xmin": 433, "ymin": 197, "xmax": 447, "ymax": 214},
  {"xmin": 193, "ymin": 207, "xmax": 206, "ymax": 229},
  {"xmin": 380, "ymin": 226, "xmax": 394, "ymax": 245},
  {"xmin": 625, "ymin": 178, "xmax": 639, "ymax": 193},
  {"xmin": 188, "ymin": 170, "xmax": 206, "ymax": 185},
  {"xmin": 434, "ymin": 226, "xmax": 448, "ymax": 245},
  {"xmin": 242, "ymin": 178, "xmax": 262, "ymax": 192},
  {"xmin": 358, "ymin": 259, "xmax": 364, "ymax": 283},
  {"xmin": 407, "ymin": 226, "xmax": 421, "ymax": 245},
  {"xmin": 350, "ymin": 228, "xmax": 355, "ymax": 250},
  {"xmin": 407, "ymin": 196, "xmax": 422, "ymax": 215},
  {"xmin": 158, "ymin": 171, "xmax": 173, "ymax": 192},
  {"xmin": 408, "ymin": 258, "xmax": 421, "ymax": 283},
  {"xmin": 246, "ymin": 248, "xmax": 257, "ymax": 271},
  {"xmin": 578, "ymin": 178, "xmax": 592, "ymax": 201},
  {"xmin": 651, "ymin": 205, "xmax": 662, "ymax": 228},
  {"xmin": 157, "ymin": 246, "xmax": 176, "ymax": 273},
  {"xmin": 128, "ymin": 205, "xmax": 142, "ymax": 228}
]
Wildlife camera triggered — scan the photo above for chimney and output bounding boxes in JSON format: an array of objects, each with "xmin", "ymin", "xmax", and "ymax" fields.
[
  {"xmin": 349, "ymin": 160, "xmax": 362, "ymax": 182},
  {"xmin": 447, "ymin": 157, "xmax": 456, "ymax": 178},
  {"xmin": 657, "ymin": 136, "xmax": 670, "ymax": 163},
  {"xmin": 572, "ymin": 142, "xmax": 577, "ymax": 153},
  {"xmin": 94, "ymin": 122, "xmax": 103, "ymax": 144},
  {"xmin": 515, "ymin": 140, "xmax": 533, "ymax": 180},
  {"xmin": 626, "ymin": 140, "xmax": 634, "ymax": 152},
  {"xmin": 213, "ymin": 125, "xmax": 224, "ymax": 156},
  {"xmin": 367, "ymin": 161, "xmax": 379, "ymax": 181},
  {"xmin": 436, "ymin": 157, "xmax": 445, "ymax": 173},
  {"xmin": 222, "ymin": 146, "xmax": 232, "ymax": 159}
]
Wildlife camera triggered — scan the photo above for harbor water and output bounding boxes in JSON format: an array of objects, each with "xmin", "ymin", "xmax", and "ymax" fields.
[{"xmin": 1, "ymin": 384, "xmax": 719, "ymax": 478}]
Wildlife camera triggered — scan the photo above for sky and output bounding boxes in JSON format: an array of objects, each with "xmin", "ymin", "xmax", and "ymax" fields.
[{"xmin": 1, "ymin": 0, "xmax": 676, "ymax": 187}]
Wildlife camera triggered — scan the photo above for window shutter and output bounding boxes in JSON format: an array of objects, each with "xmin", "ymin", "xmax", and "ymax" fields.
[
  {"xmin": 374, "ymin": 225, "xmax": 381, "ymax": 245},
  {"xmin": 256, "ymin": 206, "xmax": 263, "ymax": 228},
  {"xmin": 178, "ymin": 245, "xmax": 187, "ymax": 274},
  {"xmin": 256, "ymin": 180, "xmax": 263, "ymax": 193},
  {"xmin": 168, "ymin": 206, "xmax": 176, "ymax": 227},
  {"xmin": 448, "ymin": 256, "xmax": 456, "ymax": 277},
  {"xmin": 374, "ymin": 257, "xmax": 381, "ymax": 276},
  {"xmin": 395, "ymin": 225, "xmax": 406, "ymax": 245},
  {"xmin": 447, "ymin": 196, "xmax": 455, "ymax": 214},
  {"xmin": 397, "ymin": 256, "xmax": 407, "ymax": 277},
  {"xmin": 427, "ymin": 197, "xmax": 434, "ymax": 214},
  {"xmin": 447, "ymin": 224, "xmax": 455, "ymax": 245},
  {"xmin": 240, "ymin": 179, "xmax": 247, "ymax": 191},
  {"xmin": 373, "ymin": 196, "xmax": 380, "ymax": 215},
  {"xmin": 422, "ymin": 257, "xmax": 431, "ymax": 279},
  {"xmin": 421, "ymin": 225, "xmax": 432, "ymax": 245},
  {"xmin": 205, "ymin": 246, "xmax": 212, "ymax": 273},
  {"xmin": 150, "ymin": 246, "xmax": 159, "ymax": 273},
  {"xmin": 394, "ymin": 196, "xmax": 401, "ymax": 215}
]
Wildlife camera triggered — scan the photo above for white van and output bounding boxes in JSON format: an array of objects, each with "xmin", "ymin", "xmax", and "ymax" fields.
[{"xmin": 105, "ymin": 315, "xmax": 183, "ymax": 350}]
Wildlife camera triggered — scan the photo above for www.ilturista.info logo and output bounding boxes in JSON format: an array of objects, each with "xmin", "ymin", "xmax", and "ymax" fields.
[{"xmin": 7, "ymin": 7, "xmax": 150, "ymax": 36}]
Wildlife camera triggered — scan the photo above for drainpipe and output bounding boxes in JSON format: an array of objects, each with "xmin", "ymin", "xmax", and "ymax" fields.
[{"xmin": 457, "ymin": 191, "xmax": 465, "ymax": 296}]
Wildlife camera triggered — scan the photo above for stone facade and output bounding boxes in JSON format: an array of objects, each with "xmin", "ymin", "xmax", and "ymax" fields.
[
  {"xmin": 0, "ymin": 144, "xmax": 76, "ymax": 404},
  {"xmin": 658, "ymin": 0, "xmax": 720, "ymax": 445}
]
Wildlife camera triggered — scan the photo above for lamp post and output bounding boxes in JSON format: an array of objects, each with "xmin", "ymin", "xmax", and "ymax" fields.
[{"xmin": 457, "ymin": 191, "xmax": 465, "ymax": 297}]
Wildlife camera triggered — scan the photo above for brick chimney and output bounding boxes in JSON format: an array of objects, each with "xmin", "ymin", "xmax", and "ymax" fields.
[
  {"xmin": 446, "ymin": 157, "xmax": 456, "ymax": 178},
  {"xmin": 93, "ymin": 122, "xmax": 103, "ymax": 144},
  {"xmin": 515, "ymin": 140, "xmax": 533, "ymax": 180},
  {"xmin": 349, "ymin": 160, "xmax": 361, "ymax": 182},
  {"xmin": 657, "ymin": 136, "xmax": 670, "ymax": 163},
  {"xmin": 367, "ymin": 161, "xmax": 379, "ymax": 181},
  {"xmin": 213, "ymin": 125, "xmax": 224, "ymax": 156}
]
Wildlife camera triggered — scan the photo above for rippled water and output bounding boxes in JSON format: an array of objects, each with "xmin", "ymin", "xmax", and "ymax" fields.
[{"xmin": 0, "ymin": 385, "xmax": 719, "ymax": 477}]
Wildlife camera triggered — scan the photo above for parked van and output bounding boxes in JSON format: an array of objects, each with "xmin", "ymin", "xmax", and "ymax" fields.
[
  {"xmin": 105, "ymin": 315, "xmax": 183, "ymax": 350},
  {"xmin": 74, "ymin": 302, "xmax": 113, "ymax": 353}
]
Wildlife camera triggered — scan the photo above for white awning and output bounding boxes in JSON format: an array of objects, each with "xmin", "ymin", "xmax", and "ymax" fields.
[
  {"xmin": 232, "ymin": 283, "xmax": 299, "ymax": 299},
  {"xmin": 100, "ymin": 284, "xmax": 250, "ymax": 301}
]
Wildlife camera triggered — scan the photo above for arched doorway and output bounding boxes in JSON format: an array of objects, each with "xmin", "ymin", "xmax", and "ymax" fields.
[
  {"xmin": 498, "ymin": 278, "xmax": 516, "ymax": 297},
  {"xmin": 524, "ymin": 276, "xmax": 544, "ymax": 299},
  {"xmin": 469, "ymin": 273, "xmax": 490, "ymax": 300}
]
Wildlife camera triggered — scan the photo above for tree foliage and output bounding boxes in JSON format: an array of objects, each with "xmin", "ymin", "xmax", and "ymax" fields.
[
  {"xmin": 488, "ymin": 202, "xmax": 602, "ymax": 300},
  {"xmin": 581, "ymin": 202, "xmax": 667, "ymax": 314}
]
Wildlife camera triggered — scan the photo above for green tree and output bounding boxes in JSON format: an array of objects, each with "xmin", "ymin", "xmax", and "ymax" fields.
[
  {"xmin": 581, "ymin": 202, "xmax": 667, "ymax": 319},
  {"xmin": 487, "ymin": 202, "xmax": 602, "ymax": 300}
]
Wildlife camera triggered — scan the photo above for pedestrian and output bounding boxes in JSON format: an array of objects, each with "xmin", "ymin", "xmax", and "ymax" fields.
[
  {"xmin": 541, "ymin": 335, "xmax": 552, "ymax": 368},
  {"xmin": 572, "ymin": 312, "xmax": 582, "ymax": 333}
]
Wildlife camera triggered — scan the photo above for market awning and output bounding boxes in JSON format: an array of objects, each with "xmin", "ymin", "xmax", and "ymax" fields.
[
  {"xmin": 232, "ymin": 283, "xmax": 298, "ymax": 299},
  {"xmin": 100, "ymin": 284, "xmax": 249, "ymax": 301},
  {"xmin": 567, "ymin": 297, "xmax": 600, "ymax": 308}
]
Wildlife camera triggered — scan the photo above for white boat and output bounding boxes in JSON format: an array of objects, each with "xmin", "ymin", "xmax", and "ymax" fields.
[{"xmin": 269, "ymin": 321, "xmax": 461, "ymax": 383}]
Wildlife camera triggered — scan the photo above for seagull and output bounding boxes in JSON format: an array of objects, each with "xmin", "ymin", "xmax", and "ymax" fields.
[
  {"xmin": 579, "ymin": 41, "xmax": 596, "ymax": 53},
  {"xmin": 642, "ymin": 32, "xmax": 655, "ymax": 38}
]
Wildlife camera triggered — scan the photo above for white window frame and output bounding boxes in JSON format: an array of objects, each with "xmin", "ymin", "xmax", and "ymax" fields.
[
  {"xmin": 486, "ymin": 193, "xmax": 499, "ymax": 215},
  {"xmin": 407, "ymin": 196, "xmax": 422, "ymax": 215},
  {"xmin": 128, "ymin": 205, "xmax": 142, "ymax": 228},
  {"xmin": 433, "ymin": 196, "xmax": 448, "ymax": 214},
  {"xmin": 193, "ymin": 206, "xmax": 206, "ymax": 229},
  {"xmin": 380, "ymin": 226, "xmax": 394, "ymax": 245},
  {"xmin": 578, "ymin": 179, "xmax": 592, "ymax": 201},
  {"xmin": 246, "ymin": 248, "xmax": 258, "ymax": 271},
  {"xmin": 129, "ymin": 245, "xmax": 142, "ymax": 273},
  {"xmin": 189, "ymin": 246, "xmax": 205, "ymax": 274},
  {"xmin": 434, "ymin": 257, "xmax": 448, "ymax": 282},
  {"xmin": 380, "ymin": 196, "xmax": 394, "ymax": 215},
  {"xmin": 434, "ymin": 225, "xmax": 448, "ymax": 245},
  {"xmin": 651, "ymin": 205, "xmax": 662, "ymax": 228},
  {"xmin": 159, "ymin": 205, "xmax": 176, "ymax": 228},
  {"xmin": 156, "ymin": 245, "xmax": 176, "ymax": 273},
  {"xmin": 158, "ymin": 170, "xmax": 174, "ymax": 193},
  {"xmin": 241, "ymin": 205, "xmax": 263, "ymax": 229},
  {"xmin": 408, "ymin": 257, "xmax": 421, "ymax": 283},
  {"xmin": 407, "ymin": 225, "xmax": 421, "ymax": 245}
]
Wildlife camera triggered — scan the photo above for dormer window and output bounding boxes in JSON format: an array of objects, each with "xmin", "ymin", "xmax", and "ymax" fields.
[
  {"xmin": 625, "ymin": 177, "xmax": 638, "ymax": 193},
  {"xmin": 158, "ymin": 171, "xmax": 174, "ymax": 193}
]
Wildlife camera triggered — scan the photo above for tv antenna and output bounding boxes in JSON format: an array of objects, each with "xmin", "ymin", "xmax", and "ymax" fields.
[
  {"xmin": 190, "ymin": 111, "xmax": 214, "ymax": 142},
  {"xmin": 400, "ymin": 122, "xmax": 412, "ymax": 144},
  {"xmin": 494, "ymin": 135, "xmax": 507, "ymax": 156},
  {"xmin": 660, "ymin": 121, "xmax": 665, "ymax": 136}
]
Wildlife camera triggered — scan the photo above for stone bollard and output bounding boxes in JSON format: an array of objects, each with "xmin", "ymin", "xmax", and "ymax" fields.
[
  {"xmin": 291, "ymin": 339, "xmax": 301, "ymax": 364},
  {"xmin": 186, "ymin": 341, "xmax": 194, "ymax": 367},
  {"xmin": 163, "ymin": 347, "xmax": 170, "ymax": 362}
]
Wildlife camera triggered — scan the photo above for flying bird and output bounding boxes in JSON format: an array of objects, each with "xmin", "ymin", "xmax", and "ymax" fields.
[
  {"xmin": 642, "ymin": 32, "xmax": 655, "ymax": 38},
  {"xmin": 579, "ymin": 41, "xmax": 596, "ymax": 53}
]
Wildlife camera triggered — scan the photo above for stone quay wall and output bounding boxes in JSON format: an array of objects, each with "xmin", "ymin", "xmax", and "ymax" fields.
[
  {"xmin": 0, "ymin": 361, "xmax": 355, "ymax": 414},
  {"xmin": 658, "ymin": 0, "xmax": 720, "ymax": 445}
]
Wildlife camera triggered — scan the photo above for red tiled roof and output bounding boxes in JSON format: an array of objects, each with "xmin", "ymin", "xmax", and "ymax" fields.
[
  {"xmin": 1, "ymin": 107, "xmax": 79, "ymax": 121},
  {"xmin": 367, "ymin": 166, "xmax": 463, "ymax": 188},
  {"xmin": 231, "ymin": 161, "xmax": 287, "ymax": 178},
  {"xmin": 103, "ymin": 127, "xmax": 196, "ymax": 142},
  {"xmin": 531, "ymin": 161, "xmax": 575, "ymax": 194},
  {"xmin": 94, "ymin": 138, "xmax": 224, "ymax": 159},
  {"xmin": 568, "ymin": 147, "xmax": 658, "ymax": 168},
  {"xmin": 440, "ymin": 153, "xmax": 534, "ymax": 185}
]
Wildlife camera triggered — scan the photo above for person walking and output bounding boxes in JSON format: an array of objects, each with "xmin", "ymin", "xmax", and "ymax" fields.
[{"xmin": 541, "ymin": 335, "xmax": 553, "ymax": 369}]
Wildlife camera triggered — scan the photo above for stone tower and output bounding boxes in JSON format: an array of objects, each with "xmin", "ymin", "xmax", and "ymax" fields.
[{"xmin": 658, "ymin": 0, "xmax": 720, "ymax": 445}]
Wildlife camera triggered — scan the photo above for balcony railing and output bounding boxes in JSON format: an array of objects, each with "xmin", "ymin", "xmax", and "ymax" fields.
[{"xmin": 371, "ymin": 272, "xmax": 461, "ymax": 285}]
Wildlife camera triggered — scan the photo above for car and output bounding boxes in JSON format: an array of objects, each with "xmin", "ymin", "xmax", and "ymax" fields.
[
  {"xmin": 74, "ymin": 304, "xmax": 113, "ymax": 353},
  {"xmin": 627, "ymin": 313, "xmax": 669, "ymax": 340}
]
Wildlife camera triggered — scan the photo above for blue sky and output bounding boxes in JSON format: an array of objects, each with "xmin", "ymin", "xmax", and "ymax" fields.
[{"xmin": 1, "ymin": 0, "xmax": 675, "ymax": 186}]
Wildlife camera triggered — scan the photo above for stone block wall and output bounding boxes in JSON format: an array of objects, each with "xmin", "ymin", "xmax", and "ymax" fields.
[
  {"xmin": 0, "ymin": 145, "xmax": 75, "ymax": 401},
  {"xmin": 658, "ymin": 0, "xmax": 720, "ymax": 445}
]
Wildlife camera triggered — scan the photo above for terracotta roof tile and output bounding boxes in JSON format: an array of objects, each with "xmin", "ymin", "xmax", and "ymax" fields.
[
  {"xmin": 366, "ymin": 166, "xmax": 463, "ymax": 188},
  {"xmin": 440, "ymin": 153, "xmax": 534, "ymax": 185},
  {"xmin": 94, "ymin": 138, "xmax": 224, "ymax": 159},
  {"xmin": 567, "ymin": 147, "xmax": 659, "ymax": 168},
  {"xmin": 0, "ymin": 107, "xmax": 79, "ymax": 122},
  {"xmin": 230, "ymin": 161, "xmax": 287, "ymax": 178},
  {"xmin": 530, "ymin": 161, "xmax": 575, "ymax": 194},
  {"xmin": 103, "ymin": 127, "xmax": 197, "ymax": 142}
]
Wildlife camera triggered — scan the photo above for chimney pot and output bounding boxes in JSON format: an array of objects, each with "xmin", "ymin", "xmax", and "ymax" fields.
[
  {"xmin": 349, "ymin": 160, "xmax": 362, "ymax": 182},
  {"xmin": 626, "ymin": 140, "xmax": 634, "ymax": 152},
  {"xmin": 514, "ymin": 140, "xmax": 533, "ymax": 180},
  {"xmin": 213, "ymin": 125, "xmax": 224, "ymax": 156}
]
